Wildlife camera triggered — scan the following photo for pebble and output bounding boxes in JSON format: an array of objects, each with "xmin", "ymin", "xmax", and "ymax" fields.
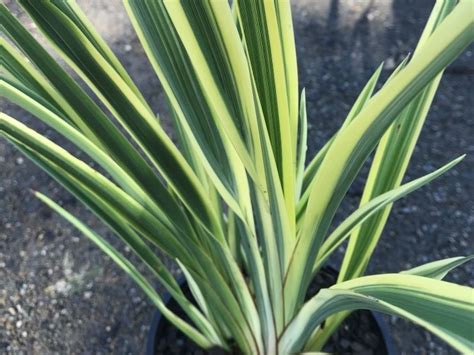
[{"xmin": 384, "ymin": 57, "xmax": 396, "ymax": 70}]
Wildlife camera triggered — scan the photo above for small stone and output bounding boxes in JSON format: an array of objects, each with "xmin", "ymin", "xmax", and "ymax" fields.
[
  {"xmin": 83, "ymin": 291, "xmax": 93, "ymax": 300},
  {"xmin": 384, "ymin": 57, "xmax": 396, "ymax": 70},
  {"xmin": 53, "ymin": 280, "xmax": 70, "ymax": 295},
  {"xmin": 21, "ymin": 331, "xmax": 28, "ymax": 338},
  {"xmin": 16, "ymin": 157, "xmax": 24, "ymax": 165},
  {"xmin": 106, "ymin": 325, "xmax": 111, "ymax": 332},
  {"xmin": 8, "ymin": 307, "xmax": 16, "ymax": 315},
  {"xmin": 124, "ymin": 44, "xmax": 132, "ymax": 52},
  {"xmin": 16, "ymin": 320, "xmax": 22, "ymax": 328},
  {"xmin": 366, "ymin": 12, "xmax": 376, "ymax": 21},
  {"xmin": 16, "ymin": 304, "xmax": 25, "ymax": 314}
]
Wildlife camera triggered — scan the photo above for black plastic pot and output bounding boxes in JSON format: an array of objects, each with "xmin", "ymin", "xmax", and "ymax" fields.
[{"xmin": 146, "ymin": 269, "xmax": 396, "ymax": 355}]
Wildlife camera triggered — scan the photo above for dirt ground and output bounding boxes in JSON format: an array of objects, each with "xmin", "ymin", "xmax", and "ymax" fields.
[{"xmin": 1, "ymin": 0, "xmax": 473, "ymax": 354}]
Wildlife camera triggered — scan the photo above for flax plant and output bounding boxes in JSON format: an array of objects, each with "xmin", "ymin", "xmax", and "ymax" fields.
[{"xmin": 1, "ymin": 0, "xmax": 473, "ymax": 353}]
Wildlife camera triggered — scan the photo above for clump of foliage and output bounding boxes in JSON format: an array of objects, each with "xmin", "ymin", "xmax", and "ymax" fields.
[{"xmin": 1, "ymin": 0, "xmax": 473, "ymax": 353}]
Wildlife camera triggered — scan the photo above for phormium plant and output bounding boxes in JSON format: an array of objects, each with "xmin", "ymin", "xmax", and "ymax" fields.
[{"xmin": 1, "ymin": 0, "xmax": 473, "ymax": 353}]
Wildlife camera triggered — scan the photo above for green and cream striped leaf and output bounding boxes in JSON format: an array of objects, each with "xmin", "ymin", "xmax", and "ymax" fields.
[
  {"xmin": 163, "ymin": 0, "xmax": 294, "ymax": 341},
  {"xmin": 284, "ymin": 1, "xmax": 474, "ymax": 318},
  {"xmin": 280, "ymin": 275, "xmax": 474, "ymax": 354},
  {"xmin": 338, "ymin": 0, "xmax": 459, "ymax": 283},
  {"xmin": 313, "ymin": 156, "xmax": 464, "ymax": 273},
  {"xmin": 1, "ymin": 114, "xmax": 261, "ymax": 353},
  {"xmin": 123, "ymin": 0, "xmax": 250, "ymax": 225},
  {"xmin": 297, "ymin": 63, "xmax": 383, "ymax": 220},
  {"xmin": 38, "ymin": 187, "xmax": 222, "ymax": 346},
  {"xmin": 34, "ymin": 192, "xmax": 217, "ymax": 350},
  {"xmin": 162, "ymin": 0, "xmax": 260, "ymax": 181},
  {"xmin": 0, "ymin": 114, "xmax": 194, "ymax": 261},
  {"xmin": 47, "ymin": 0, "xmax": 150, "ymax": 109},
  {"xmin": 1, "ymin": 5, "xmax": 195, "ymax": 233},
  {"xmin": 1, "ymin": 79, "xmax": 199, "ymax": 239},
  {"xmin": 402, "ymin": 255, "xmax": 474, "ymax": 280},
  {"xmin": 3, "ymin": 4, "xmax": 263, "ymax": 352},
  {"xmin": 15, "ymin": 0, "xmax": 222, "ymax": 239},
  {"xmin": 0, "ymin": 39, "xmax": 74, "ymax": 126},
  {"xmin": 235, "ymin": 0, "xmax": 299, "ymax": 215},
  {"xmin": 299, "ymin": 56, "xmax": 409, "ymax": 221}
]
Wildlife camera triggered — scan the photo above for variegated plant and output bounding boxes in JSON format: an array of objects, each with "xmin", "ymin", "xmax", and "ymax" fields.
[{"xmin": 1, "ymin": 0, "xmax": 473, "ymax": 353}]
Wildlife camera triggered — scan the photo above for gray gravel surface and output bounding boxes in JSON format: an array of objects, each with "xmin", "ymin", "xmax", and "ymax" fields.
[{"xmin": 1, "ymin": 0, "xmax": 473, "ymax": 354}]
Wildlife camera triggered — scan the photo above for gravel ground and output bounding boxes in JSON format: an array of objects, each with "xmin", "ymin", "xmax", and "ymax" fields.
[{"xmin": 1, "ymin": 0, "xmax": 473, "ymax": 354}]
